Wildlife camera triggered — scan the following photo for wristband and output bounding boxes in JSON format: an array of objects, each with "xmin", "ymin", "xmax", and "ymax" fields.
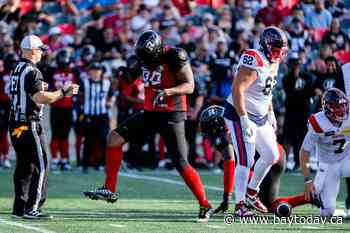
[{"xmin": 304, "ymin": 176, "xmax": 313, "ymax": 184}]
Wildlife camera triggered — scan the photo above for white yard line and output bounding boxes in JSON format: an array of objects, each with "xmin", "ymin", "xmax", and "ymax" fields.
[
  {"xmin": 120, "ymin": 172, "xmax": 223, "ymax": 192},
  {"xmin": 109, "ymin": 224, "xmax": 127, "ymax": 228},
  {"xmin": 0, "ymin": 218, "xmax": 56, "ymax": 233}
]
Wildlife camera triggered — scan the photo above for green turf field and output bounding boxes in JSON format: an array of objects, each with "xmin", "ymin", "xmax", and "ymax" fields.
[{"xmin": 0, "ymin": 168, "xmax": 349, "ymax": 233}]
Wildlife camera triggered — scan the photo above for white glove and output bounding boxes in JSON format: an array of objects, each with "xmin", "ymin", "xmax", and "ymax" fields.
[
  {"xmin": 240, "ymin": 115, "xmax": 256, "ymax": 143},
  {"xmin": 267, "ymin": 110, "xmax": 277, "ymax": 131}
]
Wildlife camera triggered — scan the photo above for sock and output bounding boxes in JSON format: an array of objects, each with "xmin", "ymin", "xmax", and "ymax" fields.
[
  {"xmin": 159, "ymin": 136, "xmax": 165, "ymax": 160},
  {"xmin": 223, "ymin": 160, "xmax": 235, "ymax": 198},
  {"xmin": 275, "ymin": 194, "xmax": 309, "ymax": 208},
  {"xmin": 248, "ymin": 159, "xmax": 272, "ymax": 191},
  {"xmin": 180, "ymin": 165, "xmax": 211, "ymax": 208},
  {"xmin": 104, "ymin": 146, "xmax": 123, "ymax": 193},
  {"xmin": 202, "ymin": 138, "xmax": 213, "ymax": 162},
  {"xmin": 234, "ymin": 165, "xmax": 250, "ymax": 203},
  {"xmin": 50, "ymin": 138, "xmax": 60, "ymax": 160},
  {"xmin": 60, "ymin": 139, "xmax": 69, "ymax": 161}
]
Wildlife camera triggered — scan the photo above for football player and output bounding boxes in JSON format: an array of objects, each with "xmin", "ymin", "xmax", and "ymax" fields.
[
  {"xmin": 199, "ymin": 105, "xmax": 286, "ymax": 215},
  {"xmin": 49, "ymin": 48, "xmax": 77, "ymax": 171},
  {"xmin": 223, "ymin": 26, "xmax": 288, "ymax": 216},
  {"xmin": 300, "ymin": 88, "xmax": 350, "ymax": 217},
  {"xmin": 84, "ymin": 30, "xmax": 213, "ymax": 222}
]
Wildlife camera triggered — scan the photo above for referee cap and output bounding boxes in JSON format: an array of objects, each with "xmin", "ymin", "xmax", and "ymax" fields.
[{"xmin": 20, "ymin": 35, "xmax": 48, "ymax": 51}]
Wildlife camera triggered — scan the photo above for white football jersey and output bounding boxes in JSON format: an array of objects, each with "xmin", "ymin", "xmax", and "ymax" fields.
[
  {"xmin": 226, "ymin": 49, "xmax": 279, "ymax": 117},
  {"xmin": 302, "ymin": 111, "xmax": 350, "ymax": 163}
]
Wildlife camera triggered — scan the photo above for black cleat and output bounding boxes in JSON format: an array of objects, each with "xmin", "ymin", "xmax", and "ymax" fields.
[
  {"xmin": 83, "ymin": 186, "xmax": 119, "ymax": 203},
  {"xmin": 197, "ymin": 206, "xmax": 213, "ymax": 223},
  {"xmin": 214, "ymin": 201, "xmax": 229, "ymax": 214},
  {"xmin": 23, "ymin": 210, "xmax": 52, "ymax": 220}
]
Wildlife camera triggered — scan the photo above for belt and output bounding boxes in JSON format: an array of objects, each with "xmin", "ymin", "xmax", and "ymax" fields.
[{"xmin": 10, "ymin": 122, "xmax": 39, "ymax": 138}]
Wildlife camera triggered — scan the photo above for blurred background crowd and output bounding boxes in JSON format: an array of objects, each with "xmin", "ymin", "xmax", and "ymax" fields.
[{"xmin": 0, "ymin": 0, "xmax": 349, "ymax": 174}]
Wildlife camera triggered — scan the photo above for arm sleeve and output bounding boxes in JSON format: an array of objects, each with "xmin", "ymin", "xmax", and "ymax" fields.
[
  {"xmin": 301, "ymin": 123, "xmax": 319, "ymax": 152},
  {"xmin": 24, "ymin": 70, "xmax": 43, "ymax": 96}
]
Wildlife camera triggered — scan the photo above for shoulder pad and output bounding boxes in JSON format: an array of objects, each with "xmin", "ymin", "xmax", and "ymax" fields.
[{"xmin": 239, "ymin": 49, "xmax": 264, "ymax": 70}]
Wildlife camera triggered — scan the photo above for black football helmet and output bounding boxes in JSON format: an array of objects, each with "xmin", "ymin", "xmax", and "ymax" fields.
[
  {"xmin": 81, "ymin": 44, "xmax": 96, "ymax": 63},
  {"xmin": 199, "ymin": 105, "xmax": 228, "ymax": 150},
  {"xmin": 3, "ymin": 53, "xmax": 19, "ymax": 73},
  {"xmin": 259, "ymin": 26, "xmax": 288, "ymax": 63},
  {"xmin": 56, "ymin": 48, "xmax": 73, "ymax": 68},
  {"xmin": 322, "ymin": 88, "xmax": 349, "ymax": 122},
  {"xmin": 135, "ymin": 30, "xmax": 163, "ymax": 68}
]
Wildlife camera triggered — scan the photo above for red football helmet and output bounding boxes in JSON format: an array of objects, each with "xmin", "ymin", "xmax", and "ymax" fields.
[{"xmin": 259, "ymin": 26, "xmax": 288, "ymax": 63}]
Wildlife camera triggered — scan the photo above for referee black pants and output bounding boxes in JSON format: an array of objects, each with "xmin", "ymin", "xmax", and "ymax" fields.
[
  {"xmin": 82, "ymin": 115, "xmax": 109, "ymax": 169},
  {"xmin": 9, "ymin": 122, "xmax": 49, "ymax": 215}
]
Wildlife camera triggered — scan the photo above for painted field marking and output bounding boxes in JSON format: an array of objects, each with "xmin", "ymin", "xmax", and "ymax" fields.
[{"xmin": 0, "ymin": 218, "xmax": 56, "ymax": 233}]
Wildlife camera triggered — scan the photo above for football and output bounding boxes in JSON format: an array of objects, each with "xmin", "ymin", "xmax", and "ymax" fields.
[{"xmin": 275, "ymin": 202, "xmax": 292, "ymax": 218}]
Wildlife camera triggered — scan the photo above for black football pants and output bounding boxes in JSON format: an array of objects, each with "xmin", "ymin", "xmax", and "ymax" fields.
[{"xmin": 10, "ymin": 122, "xmax": 49, "ymax": 215}]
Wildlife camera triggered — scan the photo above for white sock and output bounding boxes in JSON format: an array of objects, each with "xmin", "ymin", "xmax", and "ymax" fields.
[
  {"xmin": 234, "ymin": 165, "xmax": 250, "ymax": 203},
  {"xmin": 248, "ymin": 159, "xmax": 272, "ymax": 191}
]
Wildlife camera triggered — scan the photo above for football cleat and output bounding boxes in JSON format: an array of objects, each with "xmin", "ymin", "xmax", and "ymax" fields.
[
  {"xmin": 214, "ymin": 201, "xmax": 229, "ymax": 214},
  {"xmin": 234, "ymin": 201, "xmax": 255, "ymax": 217},
  {"xmin": 83, "ymin": 186, "xmax": 119, "ymax": 203},
  {"xmin": 197, "ymin": 206, "xmax": 213, "ymax": 223},
  {"xmin": 246, "ymin": 190, "xmax": 268, "ymax": 213},
  {"xmin": 23, "ymin": 210, "xmax": 53, "ymax": 220}
]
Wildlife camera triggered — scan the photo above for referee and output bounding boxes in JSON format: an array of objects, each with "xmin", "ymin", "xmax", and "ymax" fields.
[{"xmin": 9, "ymin": 35, "xmax": 79, "ymax": 219}]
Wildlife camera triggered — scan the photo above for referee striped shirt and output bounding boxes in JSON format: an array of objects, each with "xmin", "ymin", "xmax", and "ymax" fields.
[
  {"xmin": 9, "ymin": 58, "xmax": 44, "ymax": 123},
  {"xmin": 81, "ymin": 77, "xmax": 114, "ymax": 116}
]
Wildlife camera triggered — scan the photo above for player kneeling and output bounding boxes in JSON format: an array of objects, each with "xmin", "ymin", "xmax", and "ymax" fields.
[{"xmin": 300, "ymin": 88, "xmax": 350, "ymax": 217}]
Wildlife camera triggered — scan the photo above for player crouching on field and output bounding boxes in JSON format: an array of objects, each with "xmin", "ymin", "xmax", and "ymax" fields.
[{"xmin": 300, "ymin": 88, "xmax": 350, "ymax": 217}]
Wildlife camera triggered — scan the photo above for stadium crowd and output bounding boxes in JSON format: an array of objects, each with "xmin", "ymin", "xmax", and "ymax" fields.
[{"xmin": 0, "ymin": 0, "xmax": 349, "ymax": 173}]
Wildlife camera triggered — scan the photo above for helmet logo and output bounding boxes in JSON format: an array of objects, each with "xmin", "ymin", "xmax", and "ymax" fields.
[{"xmin": 145, "ymin": 40, "xmax": 155, "ymax": 52}]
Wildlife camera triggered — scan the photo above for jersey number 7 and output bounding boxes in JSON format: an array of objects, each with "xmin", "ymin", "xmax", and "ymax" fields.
[{"xmin": 333, "ymin": 138, "xmax": 348, "ymax": 154}]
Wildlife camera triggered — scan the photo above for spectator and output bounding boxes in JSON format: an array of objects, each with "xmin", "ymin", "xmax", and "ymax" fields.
[
  {"xmin": 27, "ymin": 0, "xmax": 54, "ymax": 25},
  {"xmin": 47, "ymin": 27, "xmax": 65, "ymax": 53},
  {"xmin": 282, "ymin": 55, "xmax": 314, "ymax": 171},
  {"xmin": 218, "ymin": 6, "xmax": 232, "ymax": 35},
  {"xmin": 287, "ymin": 18, "xmax": 312, "ymax": 53},
  {"xmin": 208, "ymin": 39, "xmax": 236, "ymax": 105},
  {"xmin": 0, "ymin": 0, "xmax": 20, "ymax": 24},
  {"xmin": 235, "ymin": 8, "xmax": 255, "ymax": 35},
  {"xmin": 314, "ymin": 56, "xmax": 345, "ymax": 110},
  {"xmin": 309, "ymin": 43, "xmax": 333, "ymax": 75},
  {"xmin": 49, "ymin": 49, "xmax": 77, "ymax": 171},
  {"xmin": 325, "ymin": 0, "xmax": 348, "ymax": 17},
  {"xmin": 322, "ymin": 17, "xmax": 350, "ymax": 52},
  {"xmin": 97, "ymin": 27, "xmax": 122, "ymax": 59},
  {"xmin": 256, "ymin": 0, "xmax": 283, "ymax": 27},
  {"xmin": 178, "ymin": 32, "xmax": 196, "ymax": 58},
  {"xmin": 305, "ymin": 0, "xmax": 332, "ymax": 30},
  {"xmin": 284, "ymin": 4, "xmax": 305, "ymax": 29}
]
